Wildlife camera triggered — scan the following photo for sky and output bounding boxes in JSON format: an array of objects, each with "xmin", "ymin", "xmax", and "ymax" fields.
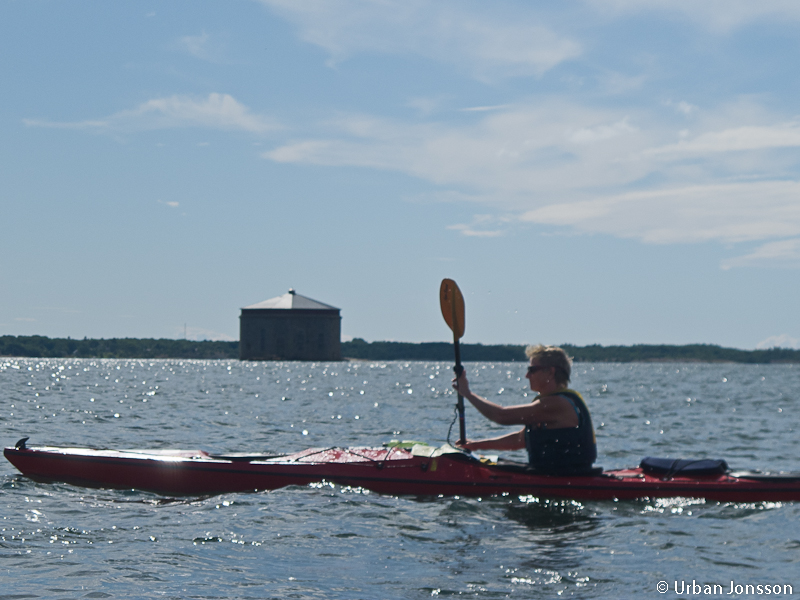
[{"xmin": 2, "ymin": 0, "xmax": 800, "ymax": 349}]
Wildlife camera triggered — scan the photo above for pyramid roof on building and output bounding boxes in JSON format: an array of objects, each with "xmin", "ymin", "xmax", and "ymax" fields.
[{"xmin": 243, "ymin": 289, "xmax": 339, "ymax": 311}]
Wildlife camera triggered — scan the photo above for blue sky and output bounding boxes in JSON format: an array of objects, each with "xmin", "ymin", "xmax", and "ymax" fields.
[{"xmin": 2, "ymin": 0, "xmax": 799, "ymax": 349}]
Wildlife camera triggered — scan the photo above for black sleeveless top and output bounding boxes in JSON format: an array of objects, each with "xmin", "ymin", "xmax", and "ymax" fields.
[{"xmin": 524, "ymin": 389, "xmax": 597, "ymax": 474}]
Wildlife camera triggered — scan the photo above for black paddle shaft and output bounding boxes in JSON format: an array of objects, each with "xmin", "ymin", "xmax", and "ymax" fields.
[{"xmin": 453, "ymin": 337, "xmax": 466, "ymax": 445}]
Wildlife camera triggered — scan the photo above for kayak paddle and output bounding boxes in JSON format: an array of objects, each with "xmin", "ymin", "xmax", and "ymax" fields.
[{"xmin": 439, "ymin": 278, "xmax": 466, "ymax": 445}]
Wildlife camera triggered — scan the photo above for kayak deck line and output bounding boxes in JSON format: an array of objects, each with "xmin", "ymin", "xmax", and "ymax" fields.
[{"xmin": 5, "ymin": 442, "xmax": 800, "ymax": 501}]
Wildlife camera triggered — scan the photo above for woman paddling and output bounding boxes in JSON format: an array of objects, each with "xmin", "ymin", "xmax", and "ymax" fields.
[{"xmin": 452, "ymin": 344, "xmax": 597, "ymax": 475}]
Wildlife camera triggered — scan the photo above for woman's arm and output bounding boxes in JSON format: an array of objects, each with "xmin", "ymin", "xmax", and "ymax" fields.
[
  {"xmin": 453, "ymin": 371, "xmax": 578, "ymax": 428},
  {"xmin": 453, "ymin": 371, "xmax": 538, "ymax": 425},
  {"xmin": 459, "ymin": 428, "xmax": 526, "ymax": 451}
]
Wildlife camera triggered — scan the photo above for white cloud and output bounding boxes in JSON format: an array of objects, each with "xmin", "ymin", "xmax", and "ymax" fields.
[
  {"xmin": 179, "ymin": 326, "xmax": 237, "ymax": 342},
  {"xmin": 265, "ymin": 102, "xmax": 651, "ymax": 203},
  {"xmin": 260, "ymin": 0, "xmax": 581, "ymax": 80},
  {"xmin": 665, "ymin": 100, "xmax": 698, "ymax": 116},
  {"xmin": 521, "ymin": 182, "xmax": 800, "ymax": 245},
  {"xmin": 446, "ymin": 214, "xmax": 508, "ymax": 237},
  {"xmin": 24, "ymin": 94, "xmax": 279, "ymax": 135},
  {"xmin": 585, "ymin": 0, "xmax": 800, "ymax": 32},
  {"xmin": 22, "ymin": 118, "xmax": 109, "ymax": 130},
  {"xmin": 647, "ymin": 123, "xmax": 800, "ymax": 156},
  {"xmin": 178, "ymin": 31, "xmax": 230, "ymax": 63},
  {"xmin": 567, "ymin": 118, "xmax": 637, "ymax": 144},
  {"xmin": 756, "ymin": 333, "xmax": 800, "ymax": 349},
  {"xmin": 461, "ymin": 104, "xmax": 510, "ymax": 113},
  {"xmin": 406, "ymin": 96, "xmax": 448, "ymax": 116},
  {"xmin": 180, "ymin": 31, "xmax": 211, "ymax": 59},
  {"xmin": 446, "ymin": 224, "xmax": 505, "ymax": 237},
  {"xmin": 721, "ymin": 238, "xmax": 800, "ymax": 269},
  {"xmin": 264, "ymin": 99, "xmax": 800, "ymax": 261}
]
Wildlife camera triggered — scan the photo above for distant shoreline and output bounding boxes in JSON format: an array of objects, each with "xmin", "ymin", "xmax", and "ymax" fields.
[{"xmin": 1, "ymin": 335, "xmax": 798, "ymax": 363}]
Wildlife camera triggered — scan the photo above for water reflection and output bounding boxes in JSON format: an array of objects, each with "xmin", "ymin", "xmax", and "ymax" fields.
[{"xmin": 504, "ymin": 497, "xmax": 599, "ymax": 535}]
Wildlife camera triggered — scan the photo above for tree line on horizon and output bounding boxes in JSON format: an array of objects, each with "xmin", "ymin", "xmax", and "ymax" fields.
[{"xmin": 1, "ymin": 335, "xmax": 799, "ymax": 363}]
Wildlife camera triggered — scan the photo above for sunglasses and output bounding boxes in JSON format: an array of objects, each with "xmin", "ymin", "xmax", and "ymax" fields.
[{"xmin": 526, "ymin": 365, "xmax": 551, "ymax": 376}]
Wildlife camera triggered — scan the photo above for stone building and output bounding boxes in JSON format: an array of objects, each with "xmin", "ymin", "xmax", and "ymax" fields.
[{"xmin": 239, "ymin": 289, "xmax": 341, "ymax": 361}]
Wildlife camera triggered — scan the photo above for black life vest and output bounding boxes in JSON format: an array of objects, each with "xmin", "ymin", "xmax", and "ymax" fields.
[{"xmin": 525, "ymin": 389, "xmax": 597, "ymax": 474}]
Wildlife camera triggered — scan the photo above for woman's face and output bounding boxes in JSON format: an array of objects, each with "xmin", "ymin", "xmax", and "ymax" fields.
[{"xmin": 525, "ymin": 360, "xmax": 554, "ymax": 392}]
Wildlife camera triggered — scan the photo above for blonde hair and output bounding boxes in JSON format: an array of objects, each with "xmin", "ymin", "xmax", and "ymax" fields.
[{"xmin": 525, "ymin": 344, "xmax": 572, "ymax": 385}]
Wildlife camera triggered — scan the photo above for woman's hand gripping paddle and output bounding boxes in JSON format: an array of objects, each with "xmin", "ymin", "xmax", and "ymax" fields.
[{"xmin": 440, "ymin": 279, "xmax": 466, "ymax": 445}]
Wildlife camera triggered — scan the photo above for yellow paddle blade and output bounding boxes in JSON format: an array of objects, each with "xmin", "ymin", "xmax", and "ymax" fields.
[{"xmin": 439, "ymin": 279, "xmax": 465, "ymax": 339}]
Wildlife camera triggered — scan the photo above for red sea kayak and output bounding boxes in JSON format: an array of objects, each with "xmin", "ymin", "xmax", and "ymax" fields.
[{"xmin": 5, "ymin": 439, "xmax": 800, "ymax": 501}]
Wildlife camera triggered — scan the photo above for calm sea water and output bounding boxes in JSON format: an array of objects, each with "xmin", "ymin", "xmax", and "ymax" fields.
[{"xmin": 1, "ymin": 358, "xmax": 799, "ymax": 599}]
